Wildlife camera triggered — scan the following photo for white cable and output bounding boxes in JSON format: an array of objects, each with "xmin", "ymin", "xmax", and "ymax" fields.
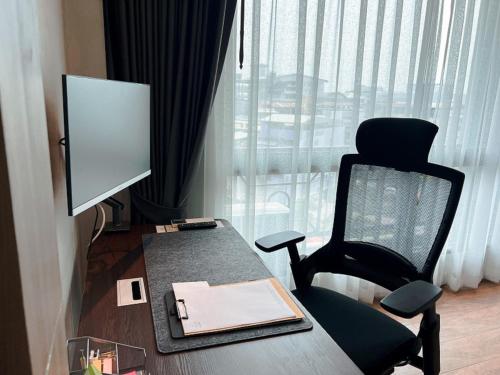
[{"xmin": 91, "ymin": 203, "xmax": 106, "ymax": 244}]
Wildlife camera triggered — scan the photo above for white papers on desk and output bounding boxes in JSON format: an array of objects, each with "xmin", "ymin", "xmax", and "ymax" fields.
[{"xmin": 172, "ymin": 278, "xmax": 303, "ymax": 336}]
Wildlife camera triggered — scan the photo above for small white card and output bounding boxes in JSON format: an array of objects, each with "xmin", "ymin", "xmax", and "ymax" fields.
[{"xmin": 117, "ymin": 277, "xmax": 147, "ymax": 306}]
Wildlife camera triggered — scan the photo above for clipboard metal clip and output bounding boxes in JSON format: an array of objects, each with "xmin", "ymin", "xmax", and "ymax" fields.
[{"xmin": 175, "ymin": 299, "xmax": 189, "ymax": 320}]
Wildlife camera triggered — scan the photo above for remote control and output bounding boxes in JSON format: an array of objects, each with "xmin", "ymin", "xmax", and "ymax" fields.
[{"xmin": 177, "ymin": 221, "xmax": 217, "ymax": 231}]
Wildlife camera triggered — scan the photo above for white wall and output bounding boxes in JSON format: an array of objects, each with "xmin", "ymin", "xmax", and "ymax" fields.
[
  {"xmin": 0, "ymin": 0, "xmax": 110, "ymax": 373},
  {"xmin": 36, "ymin": 0, "xmax": 84, "ymax": 342},
  {"xmin": 62, "ymin": 0, "xmax": 110, "ymax": 255},
  {"xmin": 0, "ymin": 1, "xmax": 68, "ymax": 373},
  {"xmin": 63, "ymin": 0, "xmax": 107, "ymax": 78}
]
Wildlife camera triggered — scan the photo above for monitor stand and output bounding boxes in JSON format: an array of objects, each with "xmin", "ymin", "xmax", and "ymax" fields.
[{"xmin": 103, "ymin": 197, "xmax": 130, "ymax": 233}]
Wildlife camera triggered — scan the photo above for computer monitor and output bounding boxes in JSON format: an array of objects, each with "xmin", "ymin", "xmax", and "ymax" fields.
[{"xmin": 62, "ymin": 75, "xmax": 151, "ymax": 224}]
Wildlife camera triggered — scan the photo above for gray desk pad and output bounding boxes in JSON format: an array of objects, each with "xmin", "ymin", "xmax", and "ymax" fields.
[{"xmin": 142, "ymin": 222, "xmax": 313, "ymax": 353}]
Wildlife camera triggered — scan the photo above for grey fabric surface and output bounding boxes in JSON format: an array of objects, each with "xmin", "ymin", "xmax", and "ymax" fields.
[{"xmin": 143, "ymin": 221, "xmax": 312, "ymax": 353}]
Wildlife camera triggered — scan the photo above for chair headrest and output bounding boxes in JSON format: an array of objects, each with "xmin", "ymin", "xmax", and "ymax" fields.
[{"xmin": 356, "ymin": 118, "xmax": 438, "ymax": 167}]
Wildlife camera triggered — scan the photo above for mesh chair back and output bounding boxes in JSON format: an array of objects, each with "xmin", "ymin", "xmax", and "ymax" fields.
[
  {"xmin": 344, "ymin": 164, "xmax": 452, "ymax": 273},
  {"xmin": 328, "ymin": 119, "xmax": 464, "ymax": 283}
]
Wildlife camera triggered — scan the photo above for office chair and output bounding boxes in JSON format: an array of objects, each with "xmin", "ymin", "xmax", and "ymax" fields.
[{"xmin": 255, "ymin": 118, "xmax": 464, "ymax": 375}]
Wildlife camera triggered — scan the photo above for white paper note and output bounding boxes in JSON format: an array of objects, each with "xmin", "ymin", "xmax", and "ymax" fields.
[{"xmin": 172, "ymin": 279, "xmax": 297, "ymax": 335}]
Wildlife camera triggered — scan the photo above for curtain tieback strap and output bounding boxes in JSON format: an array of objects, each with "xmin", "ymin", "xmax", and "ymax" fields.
[{"xmin": 239, "ymin": 0, "xmax": 244, "ymax": 69}]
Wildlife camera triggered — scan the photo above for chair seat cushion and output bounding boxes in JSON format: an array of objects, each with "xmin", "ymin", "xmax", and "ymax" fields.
[{"xmin": 293, "ymin": 286, "xmax": 420, "ymax": 374}]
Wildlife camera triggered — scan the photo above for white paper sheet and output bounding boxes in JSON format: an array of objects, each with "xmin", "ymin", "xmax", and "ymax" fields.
[{"xmin": 172, "ymin": 279, "xmax": 297, "ymax": 335}]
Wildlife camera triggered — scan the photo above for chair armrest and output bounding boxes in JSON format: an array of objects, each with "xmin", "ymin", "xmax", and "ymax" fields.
[
  {"xmin": 255, "ymin": 231, "xmax": 305, "ymax": 252},
  {"xmin": 255, "ymin": 231, "xmax": 305, "ymax": 265},
  {"xmin": 381, "ymin": 280, "xmax": 442, "ymax": 319}
]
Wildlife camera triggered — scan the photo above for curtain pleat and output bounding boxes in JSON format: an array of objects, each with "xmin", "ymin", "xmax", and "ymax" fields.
[
  {"xmin": 367, "ymin": 0, "xmax": 385, "ymax": 118},
  {"xmin": 385, "ymin": 0, "xmax": 403, "ymax": 115},
  {"xmin": 405, "ymin": 0, "xmax": 423, "ymax": 116},
  {"xmin": 103, "ymin": 0, "xmax": 237, "ymax": 223}
]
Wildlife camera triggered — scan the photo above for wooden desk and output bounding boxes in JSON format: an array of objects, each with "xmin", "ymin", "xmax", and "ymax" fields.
[{"xmin": 78, "ymin": 225, "xmax": 362, "ymax": 375}]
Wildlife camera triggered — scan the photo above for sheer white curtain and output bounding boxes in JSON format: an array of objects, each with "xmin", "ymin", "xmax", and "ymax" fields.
[{"xmin": 204, "ymin": 0, "xmax": 500, "ymax": 302}]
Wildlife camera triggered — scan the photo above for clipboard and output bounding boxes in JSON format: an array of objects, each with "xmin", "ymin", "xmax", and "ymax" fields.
[{"xmin": 165, "ymin": 278, "xmax": 305, "ymax": 339}]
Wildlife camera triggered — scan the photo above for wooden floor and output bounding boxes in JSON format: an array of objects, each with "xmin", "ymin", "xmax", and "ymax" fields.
[{"xmin": 374, "ymin": 281, "xmax": 500, "ymax": 374}]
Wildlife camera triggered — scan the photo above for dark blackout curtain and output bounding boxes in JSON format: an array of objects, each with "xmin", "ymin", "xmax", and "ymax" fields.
[{"xmin": 103, "ymin": 0, "xmax": 237, "ymax": 223}]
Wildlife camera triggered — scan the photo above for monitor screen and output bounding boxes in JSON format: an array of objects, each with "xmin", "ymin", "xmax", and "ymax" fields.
[{"xmin": 62, "ymin": 75, "xmax": 151, "ymax": 216}]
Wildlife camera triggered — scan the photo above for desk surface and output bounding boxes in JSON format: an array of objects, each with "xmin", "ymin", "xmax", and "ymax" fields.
[{"xmin": 78, "ymin": 225, "xmax": 362, "ymax": 375}]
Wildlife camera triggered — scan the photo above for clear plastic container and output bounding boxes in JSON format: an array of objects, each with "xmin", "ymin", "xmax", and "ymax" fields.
[{"xmin": 67, "ymin": 336, "xmax": 147, "ymax": 375}]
